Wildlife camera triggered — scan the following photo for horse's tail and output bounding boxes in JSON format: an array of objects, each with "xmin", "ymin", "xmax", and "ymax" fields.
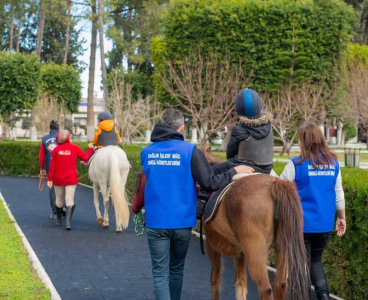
[
  {"xmin": 271, "ymin": 178, "xmax": 310, "ymax": 300},
  {"xmin": 109, "ymin": 151, "xmax": 130, "ymax": 230}
]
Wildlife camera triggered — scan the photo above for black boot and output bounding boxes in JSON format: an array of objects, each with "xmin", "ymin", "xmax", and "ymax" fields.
[
  {"xmin": 318, "ymin": 294, "xmax": 329, "ymax": 300},
  {"xmin": 65, "ymin": 204, "xmax": 76, "ymax": 230},
  {"xmin": 55, "ymin": 205, "xmax": 63, "ymax": 226}
]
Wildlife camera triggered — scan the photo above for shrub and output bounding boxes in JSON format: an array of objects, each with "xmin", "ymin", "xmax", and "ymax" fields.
[
  {"xmin": 152, "ymin": 0, "xmax": 355, "ymax": 99},
  {"xmin": 41, "ymin": 63, "xmax": 82, "ymax": 113},
  {"xmin": 0, "ymin": 53, "xmax": 41, "ymax": 116},
  {"xmin": 0, "ymin": 142, "xmax": 143, "ymax": 201}
]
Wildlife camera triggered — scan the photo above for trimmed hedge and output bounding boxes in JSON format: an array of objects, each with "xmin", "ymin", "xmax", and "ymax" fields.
[
  {"xmin": 0, "ymin": 142, "xmax": 367, "ymax": 297},
  {"xmin": 0, "ymin": 142, "xmax": 143, "ymax": 202}
]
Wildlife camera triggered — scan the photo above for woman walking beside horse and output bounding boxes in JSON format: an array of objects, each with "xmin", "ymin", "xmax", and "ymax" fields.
[
  {"xmin": 280, "ymin": 124, "xmax": 346, "ymax": 300},
  {"xmin": 47, "ymin": 130, "xmax": 93, "ymax": 230}
]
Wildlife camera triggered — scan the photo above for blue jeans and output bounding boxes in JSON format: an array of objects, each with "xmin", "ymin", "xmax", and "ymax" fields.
[
  {"xmin": 49, "ymin": 184, "xmax": 56, "ymax": 214},
  {"xmin": 146, "ymin": 227, "xmax": 192, "ymax": 300}
]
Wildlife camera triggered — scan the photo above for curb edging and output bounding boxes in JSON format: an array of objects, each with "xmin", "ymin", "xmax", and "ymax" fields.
[{"xmin": 0, "ymin": 192, "xmax": 61, "ymax": 300}]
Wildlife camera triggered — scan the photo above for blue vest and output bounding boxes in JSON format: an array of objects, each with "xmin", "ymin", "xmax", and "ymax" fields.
[
  {"xmin": 141, "ymin": 140, "xmax": 196, "ymax": 229},
  {"xmin": 292, "ymin": 157, "xmax": 339, "ymax": 233},
  {"xmin": 42, "ymin": 129, "xmax": 59, "ymax": 173}
]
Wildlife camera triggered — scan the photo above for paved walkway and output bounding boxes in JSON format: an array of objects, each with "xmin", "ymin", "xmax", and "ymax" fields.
[{"xmin": 0, "ymin": 176, "xmax": 267, "ymax": 300}]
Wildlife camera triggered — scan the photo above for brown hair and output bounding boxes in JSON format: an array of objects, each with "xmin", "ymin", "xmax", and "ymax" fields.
[{"xmin": 296, "ymin": 123, "xmax": 337, "ymax": 168}]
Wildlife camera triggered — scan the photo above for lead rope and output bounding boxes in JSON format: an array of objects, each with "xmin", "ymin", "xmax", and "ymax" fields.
[
  {"xmin": 133, "ymin": 209, "xmax": 145, "ymax": 236},
  {"xmin": 200, "ymin": 218, "xmax": 205, "ymax": 255},
  {"xmin": 38, "ymin": 171, "xmax": 47, "ymax": 191}
]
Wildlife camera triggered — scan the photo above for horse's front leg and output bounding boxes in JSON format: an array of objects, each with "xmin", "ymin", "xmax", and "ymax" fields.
[{"xmin": 93, "ymin": 183, "xmax": 103, "ymax": 226}]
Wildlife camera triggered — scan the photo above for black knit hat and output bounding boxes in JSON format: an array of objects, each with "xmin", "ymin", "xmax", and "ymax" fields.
[
  {"xmin": 235, "ymin": 89, "xmax": 262, "ymax": 118},
  {"xmin": 98, "ymin": 111, "xmax": 113, "ymax": 121}
]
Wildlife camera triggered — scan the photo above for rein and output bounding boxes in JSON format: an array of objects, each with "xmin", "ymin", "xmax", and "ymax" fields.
[{"xmin": 38, "ymin": 171, "xmax": 47, "ymax": 191}]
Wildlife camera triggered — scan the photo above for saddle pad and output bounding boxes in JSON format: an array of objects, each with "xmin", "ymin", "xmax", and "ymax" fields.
[{"xmin": 204, "ymin": 181, "xmax": 236, "ymax": 223}]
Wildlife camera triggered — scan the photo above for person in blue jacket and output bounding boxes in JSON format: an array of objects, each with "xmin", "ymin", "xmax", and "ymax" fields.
[
  {"xmin": 139, "ymin": 109, "xmax": 253, "ymax": 300},
  {"xmin": 280, "ymin": 123, "xmax": 346, "ymax": 300},
  {"xmin": 39, "ymin": 120, "xmax": 59, "ymax": 218}
]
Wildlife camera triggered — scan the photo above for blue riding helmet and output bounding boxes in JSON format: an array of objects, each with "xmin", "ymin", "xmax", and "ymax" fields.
[
  {"xmin": 235, "ymin": 89, "xmax": 262, "ymax": 118},
  {"xmin": 98, "ymin": 111, "xmax": 113, "ymax": 122}
]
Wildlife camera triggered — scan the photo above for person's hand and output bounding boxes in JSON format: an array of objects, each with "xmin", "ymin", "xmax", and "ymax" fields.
[
  {"xmin": 47, "ymin": 181, "xmax": 53, "ymax": 189},
  {"xmin": 234, "ymin": 165, "xmax": 255, "ymax": 174},
  {"xmin": 336, "ymin": 217, "xmax": 346, "ymax": 237},
  {"xmin": 88, "ymin": 143, "xmax": 93, "ymax": 148},
  {"xmin": 40, "ymin": 169, "xmax": 46, "ymax": 176}
]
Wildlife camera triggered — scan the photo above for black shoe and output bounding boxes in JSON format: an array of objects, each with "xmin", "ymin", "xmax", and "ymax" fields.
[
  {"xmin": 196, "ymin": 199, "xmax": 207, "ymax": 220},
  {"xmin": 65, "ymin": 204, "xmax": 76, "ymax": 230},
  {"xmin": 55, "ymin": 205, "xmax": 63, "ymax": 226}
]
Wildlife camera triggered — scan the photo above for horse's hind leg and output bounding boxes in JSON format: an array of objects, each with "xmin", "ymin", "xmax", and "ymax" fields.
[
  {"xmin": 100, "ymin": 184, "xmax": 110, "ymax": 228},
  {"xmin": 207, "ymin": 242, "xmax": 222, "ymax": 300},
  {"xmin": 234, "ymin": 252, "xmax": 248, "ymax": 300},
  {"xmin": 93, "ymin": 183, "xmax": 103, "ymax": 226},
  {"xmin": 242, "ymin": 237, "xmax": 273, "ymax": 300}
]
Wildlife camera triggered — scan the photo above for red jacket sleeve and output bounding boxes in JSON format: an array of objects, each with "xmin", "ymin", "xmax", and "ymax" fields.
[
  {"xmin": 132, "ymin": 173, "xmax": 146, "ymax": 214},
  {"xmin": 76, "ymin": 146, "xmax": 93, "ymax": 162},
  {"xmin": 47, "ymin": 149, "xmax": 56, "ymax": 181},
  {"xmin": 39, "ymin": 143, "xmax": 45, "ymax": 170}
]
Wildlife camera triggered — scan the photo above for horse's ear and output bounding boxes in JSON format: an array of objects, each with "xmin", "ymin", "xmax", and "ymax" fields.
[{"xmin": 206, "ymin": 146, "xmax": 211, "ymax": 154}]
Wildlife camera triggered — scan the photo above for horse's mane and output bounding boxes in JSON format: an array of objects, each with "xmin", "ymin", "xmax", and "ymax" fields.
[{"xmin": 197, "ymin": 146, "xmax": 222, "ymax": 166}]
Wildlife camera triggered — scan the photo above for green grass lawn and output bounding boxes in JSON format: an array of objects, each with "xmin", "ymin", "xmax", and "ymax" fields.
[{"xmin": 0, "ymin": 199, "xmax": 50, "ymax": 300}]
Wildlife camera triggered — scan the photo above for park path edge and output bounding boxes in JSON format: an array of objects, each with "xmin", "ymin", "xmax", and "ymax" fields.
[{"xmin": 0, "ymin": 192, "xmax": 61, "ymax": 300}]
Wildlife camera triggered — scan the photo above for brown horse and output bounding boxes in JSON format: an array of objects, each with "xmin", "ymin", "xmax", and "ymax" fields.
[{"xmin": 133, "ymin": 147, "xmax": 310, "ymax": 300}]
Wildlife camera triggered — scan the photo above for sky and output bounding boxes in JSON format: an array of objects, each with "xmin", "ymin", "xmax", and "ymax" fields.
[{"xmin": 77, "ymin": 18, "xmax": 113, "ymax": 99}]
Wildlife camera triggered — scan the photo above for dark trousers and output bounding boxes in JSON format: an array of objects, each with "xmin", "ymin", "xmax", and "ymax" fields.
[
  {"xmin": 146, "ymin": 227, "xmax": 192, "ymax": 300},
  {"xmin": 304, "ymin": 232, "xmax": 331, "ymax": 299},
  {"xmin": 49, "ymin": 184, "xmax": 56, "ymax": 214}
]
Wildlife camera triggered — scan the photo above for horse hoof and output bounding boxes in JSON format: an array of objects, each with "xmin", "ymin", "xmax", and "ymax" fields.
[
  {"xmin": 103, "ymin": 225, "xmax": 109, "ymax": 229},
  {"xmin": 97, "ymin": 218, "xmax": 104, "ymax": 226},
  {"xmin": 116, "ymin": 228, "xmax": 123, "ymax": 233}
]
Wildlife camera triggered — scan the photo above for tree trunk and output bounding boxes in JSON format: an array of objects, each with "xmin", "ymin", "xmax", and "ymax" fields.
[
  {"xmin": 31, "ymin": 1, "xmax": 45, "ymax": 141},
  {"xmin": 9, "ymin": 4, "xmax": 15, "ymax": 52},
  {"xmin": 63, "ymin": 0, "xmax": 72, "ymax": 65},
  {"xmin": 87, "ymin": 0, "xmax": 97, "ymax": 141},
  {"xmin": 220, "ymin": 126, "xmax": 233, "ymax": 152},
  {"xmin": 36, "ymin": 2, "xmax": 45, "ymax": 57},
  {"xmin": 279, "ymin": 145, "xmax": 285, "ymax": 156},
  {"xmin": 98, "ymin": 0, "xmax": 109, "ymax": 103},
  {"xmin": 16, "ymin": 0, "xmax": 25, "ymax": 53},
  {"xmin": 366, "ymin": 124, "xmax": 368, "ymax": 150}
]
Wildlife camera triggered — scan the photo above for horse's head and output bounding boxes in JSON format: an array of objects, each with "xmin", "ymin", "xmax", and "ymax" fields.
[{"xmin": 197, "ymin": 146, "xmax": 222, "ymax": 166}]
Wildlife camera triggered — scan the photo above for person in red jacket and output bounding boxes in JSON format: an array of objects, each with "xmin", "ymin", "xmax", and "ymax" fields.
[{"xmin": 47, "ymin": 130, "xmax": 93, "ymax": 230}]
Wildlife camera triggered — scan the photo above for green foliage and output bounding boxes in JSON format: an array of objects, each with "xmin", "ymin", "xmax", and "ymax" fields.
[
  {"xmin": 345, "ymin": 122, "xmax": 357, "ymax": 142},
  {"xmin": 152, "ymin": 0, "xmax": 356, "ymax": 98},
  {"xmin": 348, "ymin": 43, "xmax": 368, "ymax": 65},
  {"xmin": 17, "ymin": 0, "xmax": 86, "ymax": 69},
  {"xmin": 107, "ymin": 68, "xmax": 154, "ymax": 99},
  {"xmin": 41, "ymin": 63, "xmax": 82, "ymax": 113},
  {"xmin": 0, "ymin": 198, "xmax": 50, "ymax": 299},
  {"xmin": 343, "ymin": 0, "xmax": 368, "ymax": 44},
  {"xmin": 0, "ymin": 142, "xmax": 143, "ymax": 200},
  {"xmin": 323, "ymin": 167, "xmax": 368, "ymax": 299},
  {"xmin": 0, "ymin": 52, "xmax": 41, "ymax": 117}
]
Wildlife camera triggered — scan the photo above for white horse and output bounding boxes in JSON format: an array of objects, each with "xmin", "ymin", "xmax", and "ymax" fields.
[{"xmin": 88, "ymin": 146, "xmax": 130, "ymax": 232}]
